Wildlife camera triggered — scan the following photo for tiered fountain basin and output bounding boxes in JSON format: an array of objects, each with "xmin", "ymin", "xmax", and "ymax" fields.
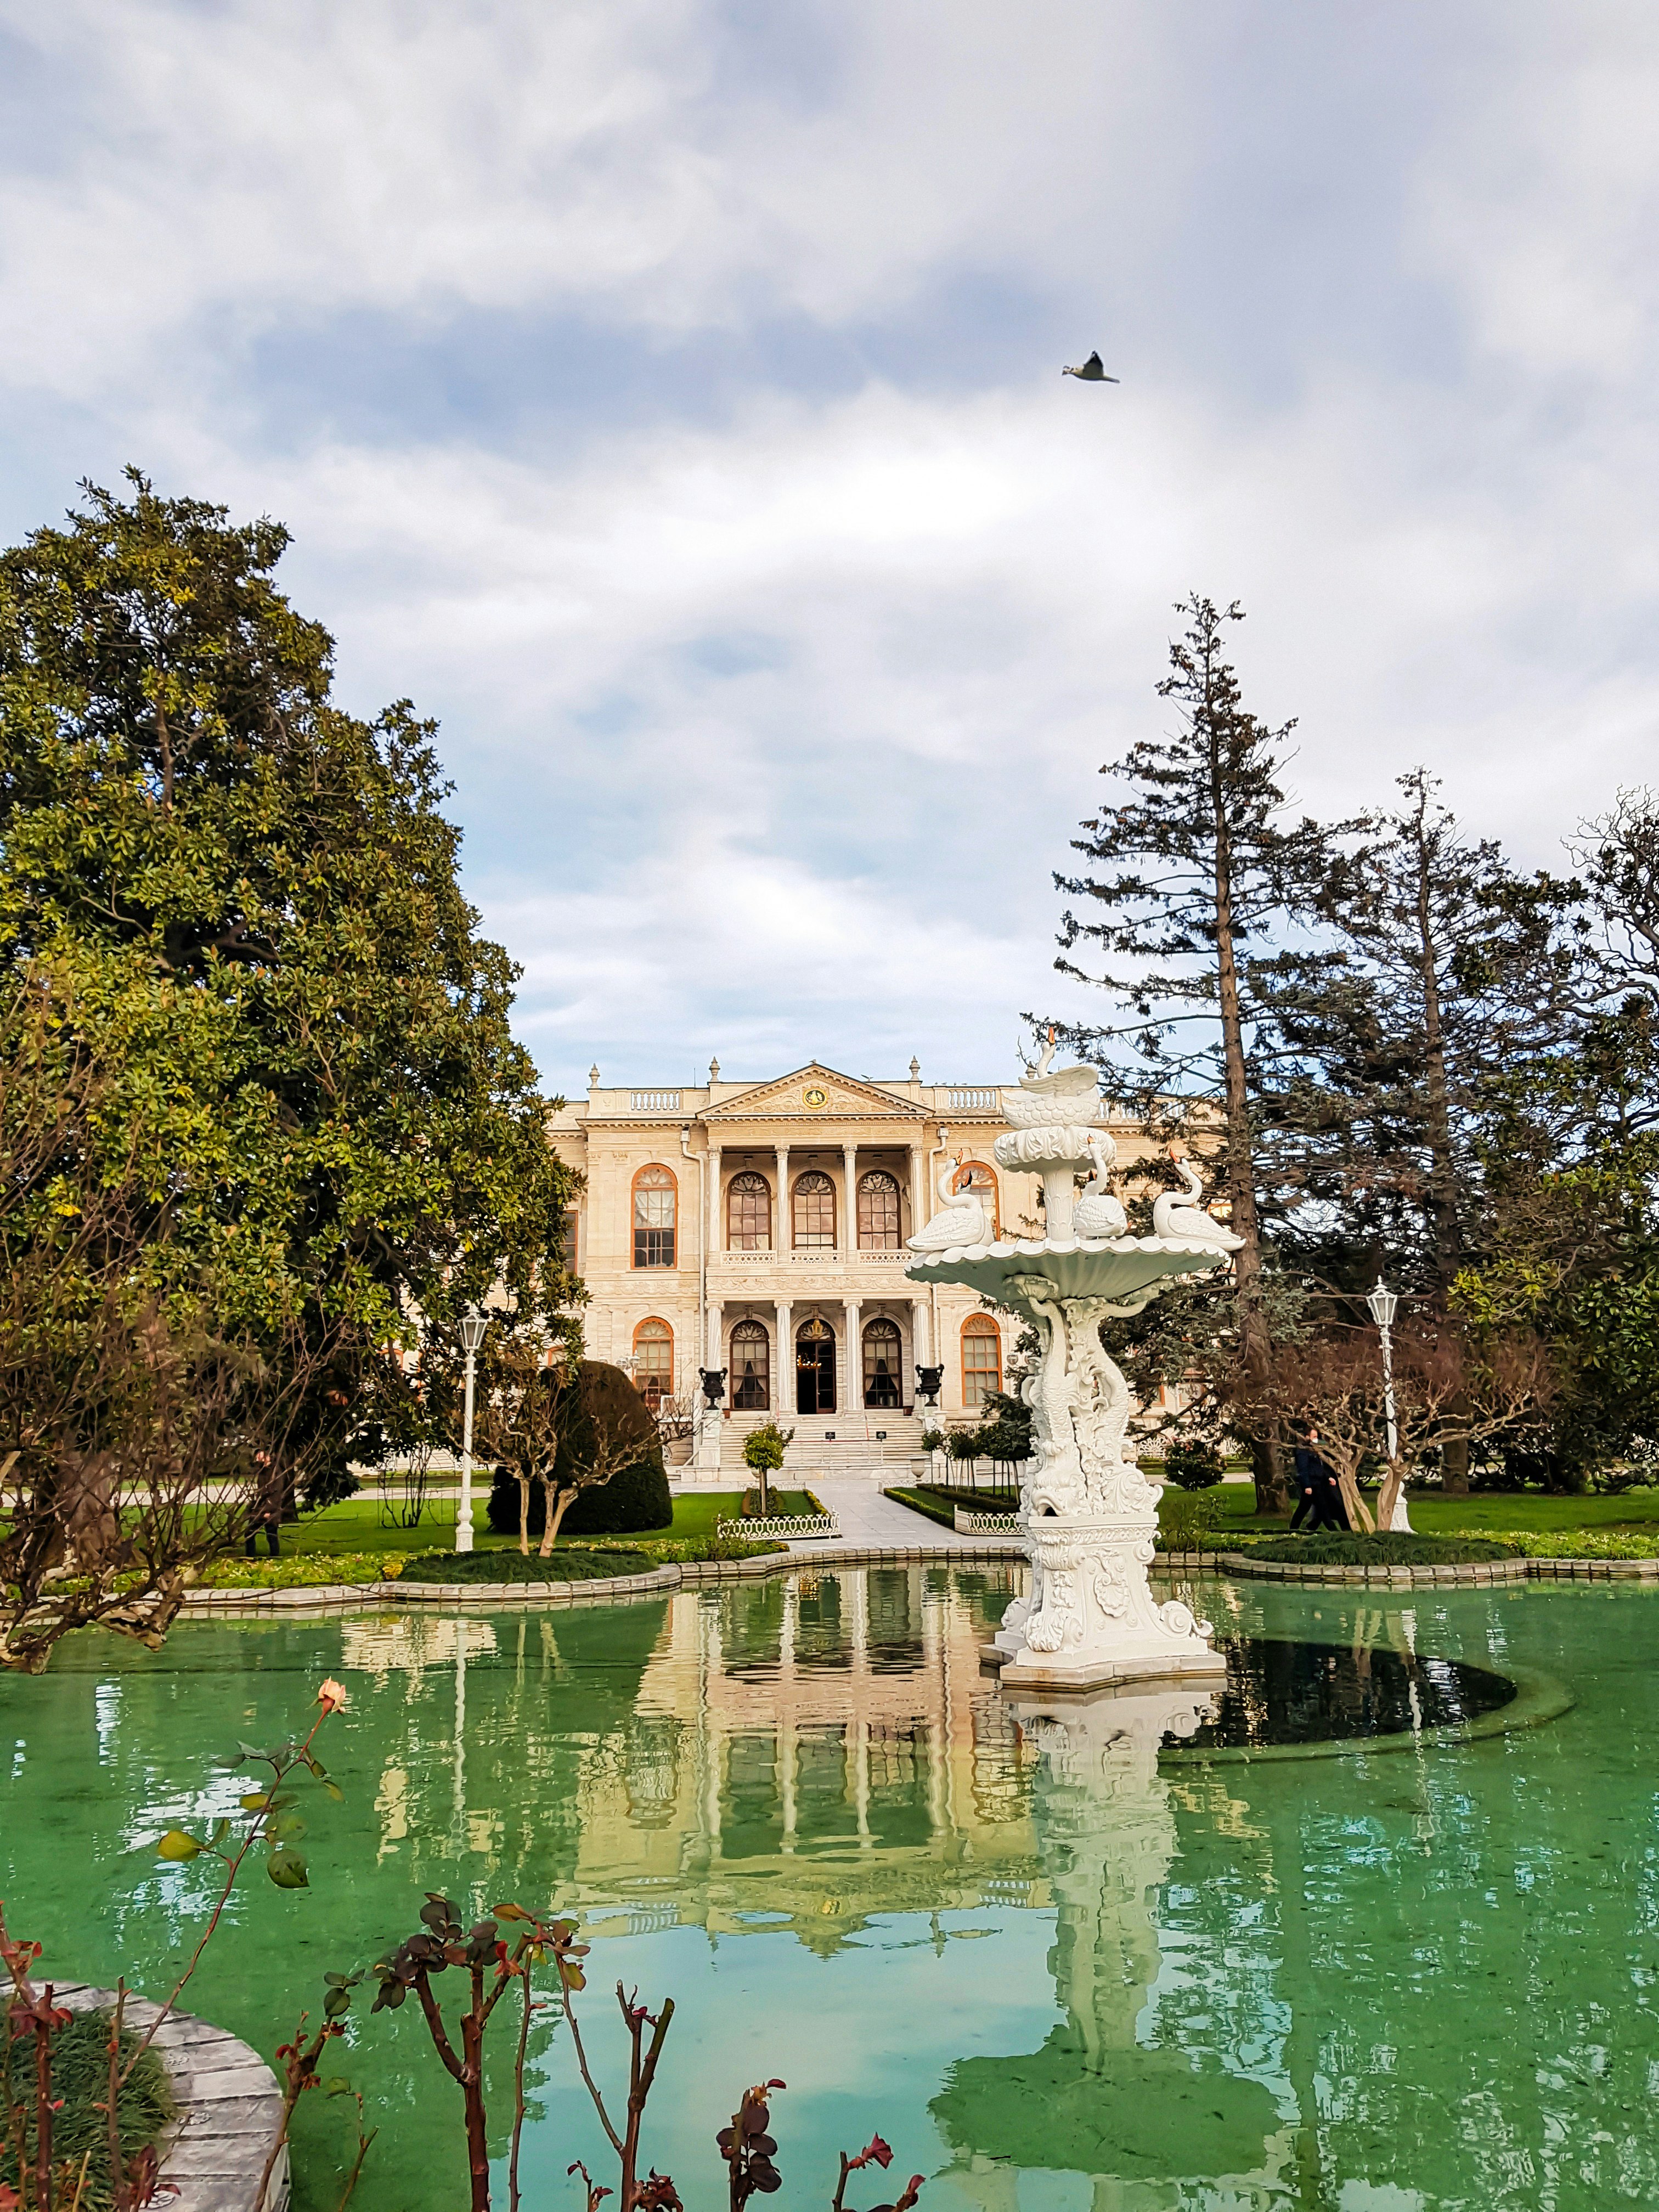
[{"xmin": 909, "ymin": 1047, "xmax": 1243, "ymax": 1691}]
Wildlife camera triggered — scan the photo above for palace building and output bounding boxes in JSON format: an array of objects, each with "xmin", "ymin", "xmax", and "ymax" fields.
[{"xmin": 546, "ymin": 1059, "xmax": 1170, "ymax": 1478}]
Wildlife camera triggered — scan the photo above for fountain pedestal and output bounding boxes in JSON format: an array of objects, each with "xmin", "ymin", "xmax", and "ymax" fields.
[{"xmin": 907, "ymin": 1057, "xmax": 1242, "ymax": 1690}]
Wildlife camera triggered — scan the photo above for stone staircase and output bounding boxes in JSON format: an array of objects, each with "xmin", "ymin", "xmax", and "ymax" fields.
[{"xmin": 681, "ymin": 1406, "xmax": 932, "ymax": 1486}]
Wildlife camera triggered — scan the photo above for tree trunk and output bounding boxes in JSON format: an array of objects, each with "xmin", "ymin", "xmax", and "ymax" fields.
[
  {"xmin": 460, "ymin": 1994, "xmax": 491, "ymax": 2212},
  {"xmin": 517, "ymin": 1475, "xmax": 531, "ymax": 1555},
  {"xmin": 1408, "ymin": 787, "xmax": 1470, "ymax": 1494},
  {"xmin": 1209, "ymin": 723, "xmax": 1285, "ymax": 1514},
  {"xmin": 538, "ymin": 1481, "xmax": 575, "ymax": 1558}
]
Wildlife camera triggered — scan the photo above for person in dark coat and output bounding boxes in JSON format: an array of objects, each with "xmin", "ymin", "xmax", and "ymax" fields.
[{"xmin": 1289, "ymin": 1427, "xmax": 1348, "ymax": 1532}]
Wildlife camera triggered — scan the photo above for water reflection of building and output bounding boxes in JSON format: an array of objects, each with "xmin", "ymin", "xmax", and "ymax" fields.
[{"xmin": 562, "ymin": 1567, "xmax": 1049, "ymax": 1951}]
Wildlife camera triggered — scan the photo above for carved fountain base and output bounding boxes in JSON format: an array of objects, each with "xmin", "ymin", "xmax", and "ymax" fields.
[{"xmin": 991, "ymin": 1507, "xmax": 1227, "ymax": 1691}]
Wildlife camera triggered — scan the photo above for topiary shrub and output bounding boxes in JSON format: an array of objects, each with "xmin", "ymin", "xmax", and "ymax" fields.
[
  {"xmin": 486, "ymin": 1360, "xmax": 672, "ymax": 1537},
  {"xmin": 1160, "ymin": 1438, "xmax": 1227, "ymax": 1491}
]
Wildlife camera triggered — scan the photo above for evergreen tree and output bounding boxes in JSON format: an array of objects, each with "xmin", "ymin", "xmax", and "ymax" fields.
[
  {"xmin": 1281, "ymin": 771, "xmax": 1575, "ymax": 1490},
  {"xmin": 1054, "ymin": 595, "xmax": 1331, "ymax": 1509}
]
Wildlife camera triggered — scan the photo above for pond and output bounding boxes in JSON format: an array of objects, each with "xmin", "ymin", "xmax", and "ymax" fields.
[{"xmin": 1, "ymin": 1565, "xmax": 1652, "ymax": 2211}]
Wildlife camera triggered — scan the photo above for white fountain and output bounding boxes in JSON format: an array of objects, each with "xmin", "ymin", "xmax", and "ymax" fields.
[{"xmin": 906, "ymin": 1040, "xmax": 1241, "ymax": 1691}]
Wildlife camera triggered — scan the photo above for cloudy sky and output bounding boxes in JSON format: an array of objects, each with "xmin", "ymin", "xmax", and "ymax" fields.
[{"xmin": 2, "ymin": 3, "xmax": 1656, "ymax": 1098}]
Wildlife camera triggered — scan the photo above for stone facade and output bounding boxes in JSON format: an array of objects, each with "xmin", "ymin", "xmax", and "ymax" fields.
[{"xmin": 545, "ymin": 1059, "xmax": 1173, "ymax": 1439}]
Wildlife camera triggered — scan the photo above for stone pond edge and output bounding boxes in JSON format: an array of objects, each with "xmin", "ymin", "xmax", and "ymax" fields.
[
  {"xmin": 176, "ymin": 1543, "xmax": 1659, "ymax": 1615},
  {"xmin": 54, "ymin": 1981, "xmax": 288, "ymax": 2212}
]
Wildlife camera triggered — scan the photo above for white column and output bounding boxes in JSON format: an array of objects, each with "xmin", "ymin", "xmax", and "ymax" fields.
[
  {"xmin": 774, "ymin": 1144, "xmax": 791, "ymax": 1254},
  {"xmin": 909, "ymin": 1145, "xmax": 927, "ymax": 1243},
  {"xmin": 843, "ymin": 1298, "xmax": 861, "ymax": 1415},
  {"xmin": 911, "ymin": 1295, "xmax": 932, "ymax": 1369},
  {"xmin": 774, "ymin": 1299, "xmax": 792, "ymax": 1417},
  {"xmin": 696, "ymin": 1299, "xmax": 724, "ymax": 1475},
  {"xmin": 707, "ymin": 1145, "xmax": 722, "ymax": 1259},
  {"xmin": 842, "ymin": 1143, "xmax": 859, "ymax": 1253}
]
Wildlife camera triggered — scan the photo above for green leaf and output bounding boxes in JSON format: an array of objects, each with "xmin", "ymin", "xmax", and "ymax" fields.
[
  {"xmin": 323, "ymin": 1987, "xmax": 352, "ymax": 2020},
  {"xmin": 239, "ymin": 1793, "xmax": 270, "ymax": 1813},
  {"xmin": 492, "ymin": 1902, "xmax": 531, "ymax": 1922},
  {"xmin": 324, "ymin": 2078, "xmax": 354, "ymax": 2097},
  {"xmin": 156, "ymin": 1830, "xmax": 203, "ymax": 1862},
  {"xmin": 266, "ymin": 1846, "xmax": 309, "ymax": 1889},
  {"xmin": 268, "ymin": 1812, "xmax": 308, "ymax": 1843}
]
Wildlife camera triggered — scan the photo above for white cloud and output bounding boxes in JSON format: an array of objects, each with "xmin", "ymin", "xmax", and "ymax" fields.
[{"xmin": 2, "ymin": 2, "xmax": 1658, "ymax": 1090}]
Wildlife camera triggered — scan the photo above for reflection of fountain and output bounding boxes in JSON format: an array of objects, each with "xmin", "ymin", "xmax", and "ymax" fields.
[
  {"xmin": 906, "ymin": 1045, "xmax": 1236, "ymax": 1689},
  {"xmin": 931, "ymin": 1681, "xmax": 1284, "ymax": 2196}
]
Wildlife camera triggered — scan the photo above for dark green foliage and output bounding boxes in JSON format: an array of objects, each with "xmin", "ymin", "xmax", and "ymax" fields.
[
  {"xmin": 484, "ymin": 1361, "xmax": 670, "ymax": 1537},
  {"xmin": 1247, "ymin": 1533, "xmax": 1513, "ymax": 1565},
  {"xmin": 0, "ymin": 472, "xmax": 577, "ymax": 1533},
  {"xmin": 402, "ymin": 1546, "xmax": 657, "ymax": 1583},
  {"xmin": 0, "ymin": 2010, "xmax": 176, "ymax": 2212}
]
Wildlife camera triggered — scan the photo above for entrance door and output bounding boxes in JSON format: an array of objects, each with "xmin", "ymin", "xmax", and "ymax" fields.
[{"xmin": 795, "ymin": 1317, "xmax": 837, "ymax": 1415}]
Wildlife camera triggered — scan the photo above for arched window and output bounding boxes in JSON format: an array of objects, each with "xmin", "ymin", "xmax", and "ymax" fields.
[
  {"xmin": 727, "ymin": 1170, "xmax": 771, "ymax": 1251},
  {"xmin": 857, "ymin": 1170, "xmax": 901, "ymax": 1250},
  {"xmin": 730, "ymin": 1318, "xmax": 770, "ymax": 1410},
  {"xmin": 632, "ymin": 1165, "xmax": 676, "ymax": 1268},
  {"xmin": 633, "ymin": 1318, "xmax": 673, "ymax": 1409},
  {"xmin": 953, "ymin": 1160, "xmax": 998, "ymax": 1233},
  {"xmin": 863, "ymin": 1317, "xmax": 903, "ymax": 1408},
  {"xmin": 961, "ymin": 1316, "xmax": 1001, "ymax": 1408},
  {"xmin": 792, "ymin": 1170, "xmax": 836, "ymax": 1250}
]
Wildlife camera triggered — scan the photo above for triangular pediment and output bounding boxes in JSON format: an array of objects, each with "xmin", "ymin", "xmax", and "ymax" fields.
[{"xmin": 705, "ymin": 1063, "xmax": 928, "ymax": 1122}]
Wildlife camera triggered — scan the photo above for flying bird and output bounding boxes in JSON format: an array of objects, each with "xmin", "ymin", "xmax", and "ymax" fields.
[{"xmin": 1062, "ymin": 352, "xmax": 1119, "ymax": 383}]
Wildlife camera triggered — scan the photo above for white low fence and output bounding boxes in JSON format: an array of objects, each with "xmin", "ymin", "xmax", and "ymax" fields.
[
  {"xmin": 717, "ymin": 1513, "xmax": 842, "ymax": 1542},
  {"xmin": 954, "ymin": 1507, "xmax": 1022, "ymax": 1536}
]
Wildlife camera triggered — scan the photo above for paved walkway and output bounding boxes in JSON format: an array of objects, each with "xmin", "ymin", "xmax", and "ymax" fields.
[{"xmin": 787, "ymin": 1478, "xmax": 1015, "ymax": 1553}]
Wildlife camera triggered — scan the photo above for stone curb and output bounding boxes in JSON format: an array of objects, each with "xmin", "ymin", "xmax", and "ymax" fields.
[
  {"xmin": 53, "ymin": 1982, "xmax": 287, "ymax": 2212},
  {"xmin": 176, "ymin": 1543, "xmax": 1028, "ymax": 1615},
  {"xmin": 1157, "ymin": 1549, "xmax": 1659, "ymax": 1588}
]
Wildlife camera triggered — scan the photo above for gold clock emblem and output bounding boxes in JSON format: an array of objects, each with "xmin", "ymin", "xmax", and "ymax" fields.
[{"xmin": 803, "ymin": 1085, "xmax": 828, "ymax": 1110}]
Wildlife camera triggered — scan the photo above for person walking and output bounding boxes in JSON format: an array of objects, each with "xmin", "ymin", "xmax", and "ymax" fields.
[{"xmin": 1290, "ymin": 1426, "xmax": 1348, "ymax": 1532}]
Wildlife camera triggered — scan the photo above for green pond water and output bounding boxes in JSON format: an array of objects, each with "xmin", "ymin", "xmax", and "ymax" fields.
[{"xmin": 1, "ymin": 1566, "xmax": 1655, "ymax": 2211}]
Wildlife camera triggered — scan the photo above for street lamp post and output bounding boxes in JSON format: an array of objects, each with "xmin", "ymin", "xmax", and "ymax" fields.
[
  {"xmin": 1365, "ymin": 1277, "xmax": 1410, "ymax": 1532},
  {"xmin": 457, "ymin": 1307, "xmax": 488, "ymax": 1555}
]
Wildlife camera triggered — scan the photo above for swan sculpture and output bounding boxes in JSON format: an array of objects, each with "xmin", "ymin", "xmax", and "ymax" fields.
[
  {"xmin": 907, "ymin": 1155, "xmax": 992, "ymax": 1252},
  {"xmin": 1002, "ymin": 1026, "xmax": 1102, "ymax": 1128},
  {"xmin": 1151, "ymin": 1156, "xmax": 1244, "ymax": 1250},
  {"xmin": 1071, "ymin": 1132, "xmax": 1128, "ymax": 1240}
]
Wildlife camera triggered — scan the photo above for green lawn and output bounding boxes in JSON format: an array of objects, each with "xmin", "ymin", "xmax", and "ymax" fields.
[
  {"xmin": 900, "ymin": 1475, "xmax": 1659, "ymax": 1541},
  {"xmin": 242, "ymin": 1489, "xmax": 752, "ymax": 1558}
]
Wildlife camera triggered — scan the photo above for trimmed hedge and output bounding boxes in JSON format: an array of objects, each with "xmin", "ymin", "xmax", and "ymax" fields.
[{"xmin": 1246, "ymin": 1533, "xmax": 1513, "ymax": 1566}]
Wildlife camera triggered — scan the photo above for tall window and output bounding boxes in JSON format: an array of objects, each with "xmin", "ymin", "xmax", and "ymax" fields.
[
  {"xmin": 793, "ymin": 1170, "xmax": 836, "ymax": 1250},
  {"xmin": 558, "ymin": 1210, "xmax": 579, "ymax": 1274},
  {"xmin": 863, "ymin": 1318, "xmax": 903, "ymax": 1408},
  {"xmin": 727, "ymin": 1170, "xmax": 771, "ymax": 1251},
  {"xmin": 632, "ymin": 1165, "xmax": 677, "ymax": 1268},
  {"xmin": 633, "ymin": 1318, "xmax": 673, "ymax": 1409},
  {"xmin": 730, "ymin": 1318, "xmax": 770, "ymax": 1410},
  {"xmin": 857, "ymin": 1170, "xmax": 901, "ymax": 1250},
  {"xmin": 953, "ymin": 1160, "xmax": 998, "ymax": 1232},
  {"xmin": 962, "ymin": 1316, "xmax": 1001, "ymax": 1408}
]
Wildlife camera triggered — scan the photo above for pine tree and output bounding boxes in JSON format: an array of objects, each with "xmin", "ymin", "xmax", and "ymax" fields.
[
  {"xmin": 1282, "ymin": 770, "xmax": 1575, "ymax": 1491},
  {"xmin": 1054, "ymin": 596, "xmax": 1331, "ymax": 1510}
]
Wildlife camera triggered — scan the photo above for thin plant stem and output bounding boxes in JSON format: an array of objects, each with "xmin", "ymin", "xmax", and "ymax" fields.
[
  {"xmin": 557, "ymin": 1978, "xmax": 622, "ymax": 2156},
  {"xmin": 508, "ymin": 1965, "xmax": 534, "ymax": 2212},
  {"xmin": 123, "ymin": 1705, "xmax": 333, "ymax": 2084},
  {"xmin": 65, "ymin": 2147, "xmax": 93, "ymax": 2212},
  {"xmin": 334, "ymin": 2103, "xmax": 377, "ymax": 2212},
  {"xmin": 105, "ymin": 1982, "xmax": 127, "ymax": 2212}
]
